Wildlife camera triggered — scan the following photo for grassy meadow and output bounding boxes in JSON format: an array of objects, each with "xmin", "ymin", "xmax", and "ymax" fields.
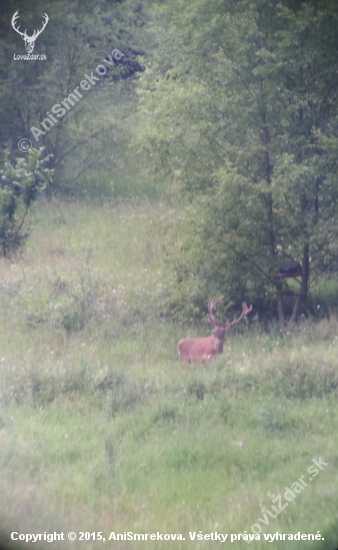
[{"xmin": 0, "ymin": 199, "xmax": 338, "ymax": 549}]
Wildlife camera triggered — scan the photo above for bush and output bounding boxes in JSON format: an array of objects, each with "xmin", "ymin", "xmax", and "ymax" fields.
[
  {"xmin": 0, "ymin": 148, "xmax": 53, "ymax": 256},
  {"xmin": 13, "ymin": 254, "xmax": 111, "ymax": 334}
]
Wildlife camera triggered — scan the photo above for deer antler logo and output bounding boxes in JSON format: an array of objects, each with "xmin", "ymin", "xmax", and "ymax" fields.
[{"xmin": 11, "ymin": 11, "xmax": 49, "ymax": 54}]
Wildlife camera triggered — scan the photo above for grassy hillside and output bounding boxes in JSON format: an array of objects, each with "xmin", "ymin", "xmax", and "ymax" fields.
[{"xmin": 0, "ymin": 200, "xmax": 337, "ymax": 550}]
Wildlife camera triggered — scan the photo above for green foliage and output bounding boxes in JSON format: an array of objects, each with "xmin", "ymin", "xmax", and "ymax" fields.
[
  {"xmin": 0, "ymin": 0, "xmax": 147, "ymax": 199},
  {"xmin": 0, "ymin": 148, "xmax": 53, "ymax": 256},
  {"xmin": 306, "ymin": 277, "xmax": 338, "ymax": 318},
  {"xmin": 272, "ymin": 358, "xmax": 338, "ymax": 398},
  {"xmin": 187, "ymin": 379, "xmax": 206, "ymax": 401},
  {"xmin": 15, "ymin": 255, "xmax": 105, "ymax": 334},
  {"xmin": 136, "ymin": 0, "xmax": 338, "ymax": 322},
  {"xmin": 97, "ymin": 372, "xmax": 148, "ymax": 417}
]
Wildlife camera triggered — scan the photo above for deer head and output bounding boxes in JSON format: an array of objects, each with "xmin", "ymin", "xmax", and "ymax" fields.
[
  {"xmin": 12, "ymin": 11, "xmax": 49, "ymax": 54},
  {"xmin": 178, "ymin": 299, "xmax": 252, "ymax": 363}
]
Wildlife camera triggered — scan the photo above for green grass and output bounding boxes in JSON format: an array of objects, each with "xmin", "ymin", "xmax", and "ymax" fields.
[{"xmin": 0, "ymin": 199, "xmax": 338, "ymax": 549}]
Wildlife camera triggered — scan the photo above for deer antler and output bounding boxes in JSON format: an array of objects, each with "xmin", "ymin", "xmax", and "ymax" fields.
[
  {"xmin": 208, "ymin": 298, "xmax": 218, "ymax": 328},
  {"xmin": 11, "ymin": 11, "xmax": 48, "ymax": 41},
  {"xmin": 11, "ymin": 11, "xmax": 27, "ymax": 39},
  {"xmin": 209, "ymin": 299, "xmax": 252, "ymax": 330},
  {"xmin": 228, "ymin": 302, "xmax": 253, "ymax": 328},
  {"xmin": 31, "ymin": 13, "xmax": 49, "ymax": 40}
]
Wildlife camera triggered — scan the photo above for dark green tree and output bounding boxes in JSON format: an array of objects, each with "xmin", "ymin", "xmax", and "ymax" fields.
[{"xmin": 136, "ymin": 0, "xmax": 338, "ymax": 325}]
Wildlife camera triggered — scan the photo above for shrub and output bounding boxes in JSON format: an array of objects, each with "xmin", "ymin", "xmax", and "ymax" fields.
[{"xmin": 0, "ymin": 148, "xmax": 53, "ymax": 256}]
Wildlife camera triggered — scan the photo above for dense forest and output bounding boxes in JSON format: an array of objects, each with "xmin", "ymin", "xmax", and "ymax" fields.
[{"xmin": 1, "ymin": 1, "xmax": 338, "ymax": 549}]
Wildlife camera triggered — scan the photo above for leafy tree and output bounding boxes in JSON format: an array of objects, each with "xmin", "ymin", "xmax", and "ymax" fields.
[
  {"xmin": 136, "ymin": 0, "xmax": 338, "ymax": 325},
  {"xmin": 0, "ymin": 0, "xmax": 146, "ymax": 196},
  {"xmin": 0, "ymin": 148, "xmax": 53, "ymax": 256}
]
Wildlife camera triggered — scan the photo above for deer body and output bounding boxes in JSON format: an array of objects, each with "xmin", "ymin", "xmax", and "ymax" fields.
[
  {"xmin": 178, "ymin": 334, "xmax": 224, "ymax": 363},
  {"xmin": 178, "ymin": 300, "xmax": 252, "ymax": 363}
]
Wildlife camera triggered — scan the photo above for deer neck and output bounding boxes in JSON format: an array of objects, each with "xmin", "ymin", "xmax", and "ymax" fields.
[{"xmin": 212, "ymin": 332, "xmax": 225, "ymax": 353}]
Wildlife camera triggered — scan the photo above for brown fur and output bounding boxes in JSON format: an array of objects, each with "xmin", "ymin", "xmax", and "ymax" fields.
[
  {"xmin": 178, "ymin": 300, "xmax": 252, "ymax": 363},
  {"xmin": 178, "ymin": 334, "xmax": 224, "ymax": 363}
]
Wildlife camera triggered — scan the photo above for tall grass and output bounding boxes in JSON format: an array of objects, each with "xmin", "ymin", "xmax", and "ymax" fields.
[{"xmin": 0, "ymin": 199, "xmax": 337, "ymax": 549}]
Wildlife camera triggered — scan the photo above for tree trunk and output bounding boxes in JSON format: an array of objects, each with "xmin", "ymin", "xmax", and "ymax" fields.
[
  {"xmin": 289, "ymin": 244, "xmax": 309, "ymax": 323},
  {"xmin": 275, "ymin": 280, "xmax": 286, "ymax": 327}
]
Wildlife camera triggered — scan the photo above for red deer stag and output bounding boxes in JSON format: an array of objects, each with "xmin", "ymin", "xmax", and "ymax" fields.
[{"xmin": 178, "ymin": 300, "xmax": 252, "ymax": 363}]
